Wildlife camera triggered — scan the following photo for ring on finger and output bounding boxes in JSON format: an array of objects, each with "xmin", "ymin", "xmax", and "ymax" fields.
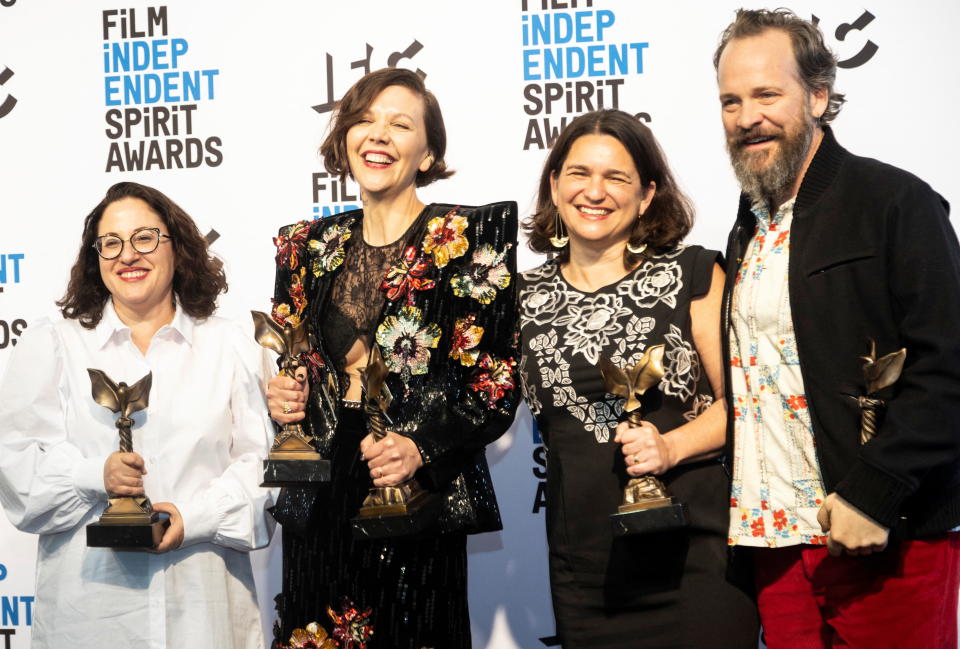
[
  {"xmin": 377, "ymin": 468, "xmax": 383, "ymax": 478},
  {"xmin": 632, "ymin": 455, "xmax": 640, "ymax": 465},
  {"xmin": 282, "ymin": 401, "xmax": 292, "ymax": 414}
]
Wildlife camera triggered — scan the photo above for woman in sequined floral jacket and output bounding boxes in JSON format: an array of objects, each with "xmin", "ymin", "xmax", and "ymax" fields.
[{"xmin": 264, "ymin": 68, "xmax": 519, "ymax": 649}]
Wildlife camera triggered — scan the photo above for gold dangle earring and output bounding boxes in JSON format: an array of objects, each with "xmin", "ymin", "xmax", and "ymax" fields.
[
  {"xmin": 549, "ymin": 209, "xmax": 569, "ymax": 248},
  {"xmin": 626, "ymin": 208, "xmax": 647, "ymax": 255}
]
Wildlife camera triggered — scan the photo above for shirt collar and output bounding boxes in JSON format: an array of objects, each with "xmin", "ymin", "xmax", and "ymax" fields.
[
  {"xmin": 749, "ymin": 196, "xmax": 796, "ymax": 231},
  {"xmin": 94, "ymin": 300, "xmax": 194, "ymax": 350}
]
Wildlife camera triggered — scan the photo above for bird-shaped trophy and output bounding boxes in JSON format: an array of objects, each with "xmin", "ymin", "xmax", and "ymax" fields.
[
  {"xmin": 857, "ymin": 339, "xmax": 907, "ymax": 444},
  {"xmin": 85, "ymin": 369, "xmax": 170, "ymax": 549},
  {"xmin": 252, "ymin": 311, "xmax": 330, "ymax": 486},
  {"xmin": 350, "ymin": 346, "xmax": 440, "ymax": 539},
  {"xmin": 597, "ymin": 344, "xmax": 688, "ymax": 536}
]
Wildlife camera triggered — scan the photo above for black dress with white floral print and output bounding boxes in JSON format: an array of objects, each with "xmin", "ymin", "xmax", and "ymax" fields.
[{"xmin": 518, "ymin": 245, "xmax": 758, "ymax": 649}]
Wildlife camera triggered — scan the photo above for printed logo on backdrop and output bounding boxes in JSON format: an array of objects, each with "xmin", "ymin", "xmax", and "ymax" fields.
[
  {"xmin": 0, "ymin": 0, "xmax": 16, "ymax": 7},
  {"xmin": 0, "ymin": 67, "xmax": 17, "ymax": 119},
  {"xmin": 102, "ymin": 6, "xmax": 223, "ymax": 172},
  {"xmin": 813, "ymin": 10, "xmax": 878, "ymax": 69},
  {"xmin": 0, "ymin": 563, "xmax": 34, "ymax": 649},
  {"xmin": 0, "ymin": 253, "xmax": 24, "ymax": 295},
  {"xmin": 309, "ymin": 40, "xmax": 428, "ymax": 220},
  {"xmin": 521, "ymin": 0, "xmax": 650, "ymax": 151},
  {"xmin": 531, "ymin": 421, "xmax": 547, "ymax": 514}
]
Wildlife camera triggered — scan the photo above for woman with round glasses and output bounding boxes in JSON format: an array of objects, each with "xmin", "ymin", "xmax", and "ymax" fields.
[{"xmin": 0, "ymin": 181, "xmax": 276, "ymax": 648}]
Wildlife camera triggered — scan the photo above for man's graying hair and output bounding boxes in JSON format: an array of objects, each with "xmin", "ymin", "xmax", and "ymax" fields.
[{"xmin": 714, "ymin": 7, "xmax": 846, "ymax": 124}]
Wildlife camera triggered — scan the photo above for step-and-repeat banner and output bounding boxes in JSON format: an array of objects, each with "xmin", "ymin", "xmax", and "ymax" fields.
[{"xmin": 2, "ymin": 1, "xmax": 958, "ymax": 647}]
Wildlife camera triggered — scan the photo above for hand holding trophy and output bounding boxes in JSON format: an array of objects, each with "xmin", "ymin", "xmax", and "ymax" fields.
[
  {"xmin": 85, "ymin": 369, "xmax": 170, "ymax": 549},
  {"xmin": 597, "ymin": 344, "xmax": 688, "ymax": 536},
  {"xmin": 350, "ymin": 346, "xmax": 440, "ymax": 539},
  {"xmin": 252, "ymin": 310, "xmax": 331, "ymax": 486}
]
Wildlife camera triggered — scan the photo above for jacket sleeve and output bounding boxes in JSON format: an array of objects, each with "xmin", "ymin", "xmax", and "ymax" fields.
[
  {"xmin": 834, "ymin": 181, "xmax": 960, "ymax": 527},
  {"xmin": 0, "ymin": 320, "xmax": 109, "ymax": 535},
  {"xmin": 398, "ymin": 202, "xmax": 521, "ymax": 487}
]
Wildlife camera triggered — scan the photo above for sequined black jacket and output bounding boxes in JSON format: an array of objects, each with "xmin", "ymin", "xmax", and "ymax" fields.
[{"xmin": 271, "ymin": 202, "xmax": 520, "ymax": 535}]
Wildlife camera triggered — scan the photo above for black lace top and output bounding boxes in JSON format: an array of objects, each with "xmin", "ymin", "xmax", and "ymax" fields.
[{"xmin": 321, "ymin": 222, "xmax": 412, "ymax": 393}]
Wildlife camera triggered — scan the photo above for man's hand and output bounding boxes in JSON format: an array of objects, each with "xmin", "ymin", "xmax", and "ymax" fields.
[
  {"xmin": 817, "ymin": 493, "xmax": 890, "ymax": 557},
  {"xmin": 360, "ymin": 432, "xmax": 424, "ymax": 487}
]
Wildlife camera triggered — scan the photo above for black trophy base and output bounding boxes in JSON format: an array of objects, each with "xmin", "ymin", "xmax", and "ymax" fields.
[
  {"xmin": 611, "ymin": 502, "xmax": 688, "ymax": 536},
  {"xmin": 86, "ymin": 513, "xmax": 171, "ymax": 549},
  {"xmin": 261, "ymin": 458, "xmax": 331, "ymax": 487},
  {"xmin": 350, "ymin": 492, "xmax": 443, "ymax": 540}
]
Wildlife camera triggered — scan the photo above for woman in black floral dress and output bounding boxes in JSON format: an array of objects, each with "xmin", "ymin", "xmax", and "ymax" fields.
[
  {"xmin": 519, "ymin": 110, "xmax": 757, "ymax": 648},
  {"xmin": 264, "ymin": 68, "xmax": 519, "ymax": 649}
]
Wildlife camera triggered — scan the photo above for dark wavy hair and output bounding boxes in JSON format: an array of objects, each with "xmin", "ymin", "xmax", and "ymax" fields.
[
  {"xmin": 320, "ymin": 67, "xmax": 453, "ymax": 187},
  {"xmin": 523, "ymin": 109, "xmax": 694, "ymax": 266},
  {"xmin": 714, "ymin": 7, "xmax": 845, "ymax": 124},
  {"xmin": 57, "ymin": 182, "xmax": 227, "ymax": 328}
]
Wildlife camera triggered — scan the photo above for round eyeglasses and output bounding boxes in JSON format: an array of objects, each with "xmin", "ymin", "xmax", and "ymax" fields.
[{"xmin": 93, "ymin": 227, "xmax": 172, "ymax": 260}]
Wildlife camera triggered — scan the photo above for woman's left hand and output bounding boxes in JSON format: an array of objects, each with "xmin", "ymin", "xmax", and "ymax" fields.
[
  {"xmin": 150, "ymin": 502, "xmax": 184, "ymax": 553},
  {"xmin": 614, "ymin": 420, "xmax": 675, "ymax": 477},
  {"xmin": 360, "ymin": 432, "xmax": 424, "ymax": 487}
]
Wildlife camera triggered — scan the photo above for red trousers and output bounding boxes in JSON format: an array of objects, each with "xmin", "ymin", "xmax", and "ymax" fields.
[{"xmin": 753, "ymin": 534, "xmax": 960, "ymax": 649}]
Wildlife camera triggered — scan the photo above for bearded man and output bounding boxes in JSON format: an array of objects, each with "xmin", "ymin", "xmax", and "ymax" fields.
[{"xmin": 716, "ymin": 8, "xmax": 960, "ymax": 649}]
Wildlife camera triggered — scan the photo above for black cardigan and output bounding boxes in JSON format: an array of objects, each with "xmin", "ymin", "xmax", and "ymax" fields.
[{"xmin": 722, "ymin": 127, "xmax": 960, "ymax": 538}]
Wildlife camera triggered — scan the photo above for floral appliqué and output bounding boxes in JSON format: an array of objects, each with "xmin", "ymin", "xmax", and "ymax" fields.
[
  {"xmin": 422, "ymin": 207, "xmax": 469, "ymax": 268},
  {"xmin": 469, "ymin": 353, "xmax": 517, "ymax": 408},
  {"xmin": 449, "ymin": 314, "xmax": 484, "ymax": 367},
  {"xmin": 279, "ymin": 621, "xmax": 337, "ymax": 649},
  {"xmin": 272, "ymin": 267, "xmax": 308, "ymax": 327},
  {"xmin": 451, "ymin": 243, "xmax": 511, "ymax": 304},
  {"xmin": 274, "ymin": 220, "xmax": 312, "ymax": 271},
  {"xmin": 309, "ymin": 218, "xmax": 354, "ymax": 277},
  {"xmin": 376, "ymin": 305, "xmax": 442, "ymax": 379},
  {"xmin": 380, "ymin": 245, "xmax": 436, "ymax": 305},
  {"xmin": 328, "ymin": 598, "xmax": 374, "ymax": 649}
]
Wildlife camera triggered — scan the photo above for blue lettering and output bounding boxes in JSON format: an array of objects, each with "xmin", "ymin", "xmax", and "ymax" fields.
[
  {"xmin": 104, "ymin": 76, "xmax": 121, "ymax": 105},
  {"xmin": 162, "ymin": 71, "xmax": 178, "ymax": 102},
  {"xmin": 523, "ymin": 49, "xmax": 541, "ymax": 81},
  {"xmin": 320, "ymin": 204, "xmax": 361, "ymax": 218},
  {"xmin": 182, "ymin": 71, "xmax": 201, "ymax": 101},
  {"xmin": 202, "ymin": 69, "xmax": 219, "ymax": 99},
  {"xmin": 1, "ymin": 597, "xmax": 15, "ymax": 626},
  {"xmin": 587, "ymin": 44, "xmax": 604, "ymax": 76},
  {"xmin": 566, "ymin": 47, "xmax": 585, "ymax": 78},
  {"xmin": 151, "ymin": 39, "xmax": 168, "ymax": 70},
  {"xmin": 532, "ymin": 13, "xmax": 549, "ymax": 46},
  {"xmin": 171, "ymin": 38, "xmax": 188, "ymax": 68},
  {"xmin": 630, "ymin": 42, "xmax": 649, "ymax": 74},
  {"xmin": 596, "ymin": 10, "xmax": 615, "ymax": 40},
  {"xmin": 132, "ymin": 41, "xmax": 150, "ymax": 71},
  {"xmin": 574, "ymin": 11, "xmax": 592, "ymax": 42},
  {"xmin": 0, "ymin": 254, "xmax": 24, "ymax": 284},
  {"xmin": 0, "ymin": 564, "xmax": 6, "ymax": 580},
  {"xmin": 543, "ymin": 48, "xmax": 562, "ymax": 80},
  {"xmin": 554, "ymin": 12, "xmax": 573, "ymax": 44},
  {"xmin": 608, "ymin": 43, "xmax": 627, "ymax": 76}
]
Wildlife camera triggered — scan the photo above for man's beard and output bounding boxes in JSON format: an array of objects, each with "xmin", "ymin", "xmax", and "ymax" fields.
[{"xmin": 726, "ymin": 117, "xmax": 814, "ymax": 207}]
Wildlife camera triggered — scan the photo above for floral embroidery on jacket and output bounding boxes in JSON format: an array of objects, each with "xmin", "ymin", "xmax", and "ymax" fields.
[
  {"xmin": 449, "ymin": 314, "xmax": 485, "ymax": 367},
  {"xmin": 422, "ymin": 207, "xmax": 469, "ymax": 268},
  {"xmin": 328, "ymin": 598, "xmax": 374, "ymax": 649},
  {"xmin": 274, "ymin": 220, "xmax": 312, "ymax": 271},
  {"xmin": 469, "ymin": 353, "xmax": 517, "ymax": 408},
  {"xmin": 451, "ymin": 243, "xmax": 512, "ymax": 304},
  {"xmin": 272, "ymin": 267, "xmax": 308, "ymax": 327},
  {"xmin": 280, "ymin": 621, "xmax": 337, "ymax": 649},
  {"xmin": 380, "ymin": 245, "xmax": 436, "ymax": 305},
  {"xmin": 376, "ymin": 305, "xmax": 442, "ymax": 379},
  {"xmin": 309, "ymin": 218, "xmax": 354, "ymax": 277}
]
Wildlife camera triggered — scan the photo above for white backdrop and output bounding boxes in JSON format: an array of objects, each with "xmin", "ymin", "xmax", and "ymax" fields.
[{"xmin": 1, "ymin": 1, "xmax": 958, "ymax": 647}]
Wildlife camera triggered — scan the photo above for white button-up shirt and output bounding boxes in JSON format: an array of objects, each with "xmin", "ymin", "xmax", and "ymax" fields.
[{"xmin": 0, "ymin": 303, "xmax": 276, "ymax": 649}]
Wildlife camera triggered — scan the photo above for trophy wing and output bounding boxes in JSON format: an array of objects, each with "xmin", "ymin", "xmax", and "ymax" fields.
[
  {"xmin": 596, "ymin": 354, "xmax": 630, "ymax": 399},
  {"xmin": 286, "ymin": 321, "xmax": 311, "ymax": 358},
  {"xmin": 865, "ymin": 348, "xmax": 907, "ymax": 395},
  {"xmin": 634, "ymin": 344, "xmax": 666, "ymax": 392},
  {"xmin": 87, "ymin": 369, "xmax": 121, "ymax": 413},
  {"xmin": 122, "ymin": 372, "xmax": 153, "ymax": 418},
  {"xmin": 251, "ymin": 310, "xmax": 287, "ymax": 356}
]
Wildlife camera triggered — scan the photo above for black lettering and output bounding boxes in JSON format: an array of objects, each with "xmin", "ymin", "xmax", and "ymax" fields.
[
  {"xmin": 532, "ymin": 445, "xmax": 547, "ymax": 479},
  {"xmin": 148, "ymin": 6, "xmax": 168, "ymax": 37},
  {"xmin": 0, "ymin": 321, "xmax": 8, "ymax": 349},
  {"xmin": 204, "ymin": 136, "xmax": 223, "ymax": 167},
  {"xmin": 523, "ymin": 118, "xmax": 544, "ymax": 150},
  {"xmin": 532, "ymin": 481, "xmax": 547, "ymax": 513},
  {"xmin": 165, "ymin": 138, "xmax": 184, "ymax": 168},
  {"xmin": 104, "ymin": 109, "xmax": 123, "ymax": 139},
  {"xmin": 0, "ymin": 628, "xmax": 13, "ymax": 649},
  {"xmin": 523, "ymin": 83, "xmax": 543, "ymax": 116}
]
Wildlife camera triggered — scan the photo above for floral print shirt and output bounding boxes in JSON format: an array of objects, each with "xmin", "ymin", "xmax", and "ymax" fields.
[{"xmin": 728, "ymin": 198, "xmax": 828, "ymax": 547}]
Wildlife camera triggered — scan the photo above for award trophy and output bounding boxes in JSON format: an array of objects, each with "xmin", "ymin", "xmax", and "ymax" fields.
[
  {"xmin": 597, "ymin": 344, "xmax": 688, "ymax": 536},
  {"xmin": 350, "ymin": 347, "xmax": 440, "ymax": 539},
  {"xmin": 252, "ymin": 311, "xmax": 330, "ymax": 486},
  {"xmin": 857, "ymin": 339, "xmax": 907, "ymax": 444},
  {"xmin": 85, "ymin": 369, "xmax": 170, "ymax": 549}
]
